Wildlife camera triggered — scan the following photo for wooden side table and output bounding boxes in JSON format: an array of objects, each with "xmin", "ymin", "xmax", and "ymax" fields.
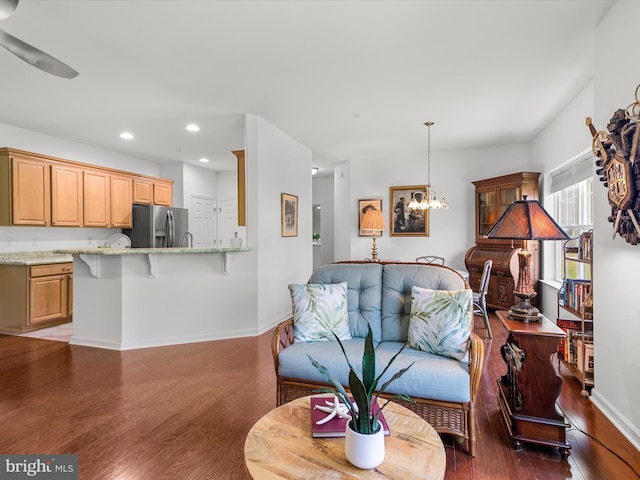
[
  {"xmin": 496, "ymin": 310, "xmax": 571, "ymax": 458},
  {"xmin": 244, "ymin": 395, "xmax": 446, "ymax": 479}
]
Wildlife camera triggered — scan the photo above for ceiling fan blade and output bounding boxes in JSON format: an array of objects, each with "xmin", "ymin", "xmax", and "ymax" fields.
[
  {"xmin": 0, "ymin": 28, "xmax": 78, "ymax": 79},
  {"xmin": 0, "ymin": 0, "xmax": 18, "ymax": 20}
]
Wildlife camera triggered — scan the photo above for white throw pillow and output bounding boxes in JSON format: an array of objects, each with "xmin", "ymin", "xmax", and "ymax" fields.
[
  {"xmin": 289, "ymin": 282, "xmax": 352, "ymax": 343},
  {"xmin": 407, "ymin": 286, "xmax": 473, "ymax": 362}
]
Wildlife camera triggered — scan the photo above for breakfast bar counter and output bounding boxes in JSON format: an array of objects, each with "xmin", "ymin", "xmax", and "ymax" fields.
[
  {"xmin": 0, "ymin": 251, "xmax": 73, "ymax": 265},
  {"xmin": 55, "ymin": 246, "xmax": 251, "ymax": 277},
  {"xmin": 54, "ymin": 247, "xmax": 255, "ymax": 351}
]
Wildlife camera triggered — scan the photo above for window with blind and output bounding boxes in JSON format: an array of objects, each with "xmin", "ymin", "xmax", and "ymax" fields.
[{"xmin": 550, "ymin": 151, "xmax": 594, "ymax": 281}]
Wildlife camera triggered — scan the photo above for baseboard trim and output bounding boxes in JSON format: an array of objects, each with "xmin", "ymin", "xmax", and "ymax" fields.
[
  {"xmin": 590, "ymin": 388, "xmax": 640, "ymax": 452},
  {"xmin": 69, "ymin": 327, "xmax": 260, "ymax": 351}
]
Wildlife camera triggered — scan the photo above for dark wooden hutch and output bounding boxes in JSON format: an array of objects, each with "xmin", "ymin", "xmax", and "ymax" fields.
[{"xmin": 465, "ymin": 172, "xmax": 541, "ymax": 311}]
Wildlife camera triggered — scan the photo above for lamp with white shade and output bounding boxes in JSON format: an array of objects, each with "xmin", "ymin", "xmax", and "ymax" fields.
[{"xmin": 361, "ymin": 209, "xmax": 386, "ymax": 262}]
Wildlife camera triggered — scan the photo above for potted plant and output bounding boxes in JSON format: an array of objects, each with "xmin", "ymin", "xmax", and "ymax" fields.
[{"xmin": 307, "ymin": 324, "xmax": 414, "ymax": 469}]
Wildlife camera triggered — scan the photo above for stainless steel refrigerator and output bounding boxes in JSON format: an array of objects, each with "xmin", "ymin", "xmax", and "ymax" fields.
[{"xmin": 123, "ymin": 204, "xmax": 190, "ymax": 248}]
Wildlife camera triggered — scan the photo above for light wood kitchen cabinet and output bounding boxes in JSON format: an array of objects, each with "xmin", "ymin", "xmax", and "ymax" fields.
[
  {"xmin": 133, "ymin": 177, "xmax": 153, "ymax": 204},
  {"xmin": 83, "ymin": 170, "xmax": 133, "ymax": 228},
  {"xmin": 0, "ymin": 262, "xmax": 73, "ymax": 333},
  {"xmin": 110, "ymin": 175, "xmax": 133, "ymax": 227},
  {"xmin": 83, "ymin": 168, "xmax": 111, "ymax": 227},
  {"xmin": 51, "ymin": 163, "xmax": 83, "ymax": 227},
  {"xmin": 134, "ymin": 177, "xmax": 173, "ymax": 206},
  {"xmin": 1, "ymin": 147, "xmax": 172, "ymax": 227},
  {"xmin": 232, "ymin": 149, "xmax": 246, "ymax": 226},
  {"xmin": 0, "ymin": 149, "xmax": 51, "ymax": 226},
  {"xmin": 153, "ymin": 180, "xmax": 172, "ymax": 206}
]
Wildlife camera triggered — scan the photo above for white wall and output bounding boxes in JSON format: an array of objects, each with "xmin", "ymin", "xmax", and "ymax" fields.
[
  {"xmin": 532, "ymin": 79, "xmax": 595, "ymax": 319},
  {"xmin": 0, "ymin": 122, "xmax": 162, "ymax": 252},
  {"xmin": 245, "ymin": 114, "xmax": 313, "ymax": 333},
  {"xmin": 159, "ymin": 162, "xmax": 184, "ymax": 208},
  {"xmin": 333, "ymin": 160, "xmax": 352, "ymax": 262},
  {"xmin": 217, "ymin": 170, "xmax": 237, "ymax": 199},
  {"xmin": 0, "ymin": 122, "xmax": 161, "ymax": 176},
  {"xmin": 312, "ymin": 176, "xmax": 335, "ymax": 265},
  {"xmin": 183, "ymin": 162, "xmax": 218, "ymax": 205},
  {"xmin": 589, "ymin": 0, "xmax": 640, "ymax": 449},
  {"xmin": 530, "ymin": 1, "xmax": 640, "ymax": 450},
  {"xmin": 340, "ymin": 144, "xmax": 530, "ymax": 270}
]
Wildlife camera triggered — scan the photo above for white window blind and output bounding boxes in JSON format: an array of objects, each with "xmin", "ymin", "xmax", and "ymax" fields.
[{"xmin": 550, "ymin": 151, "xmax": 594, "ymax": 193}]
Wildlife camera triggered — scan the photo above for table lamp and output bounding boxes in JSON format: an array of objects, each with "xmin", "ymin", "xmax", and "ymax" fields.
[
  {"xmin": 361, "ymin": 209, "xmax": 386, "ymax": 262},
  {"xmin": 486, "ymin": 196, "xmax": 569, "ymax": 320}
]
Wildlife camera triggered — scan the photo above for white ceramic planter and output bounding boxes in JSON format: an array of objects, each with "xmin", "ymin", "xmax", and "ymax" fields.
[{"xmin": 344, "ymin": 421, "xmax": 385, "ymax": 469}]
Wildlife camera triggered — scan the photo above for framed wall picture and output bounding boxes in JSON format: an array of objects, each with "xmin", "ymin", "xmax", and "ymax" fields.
[
  {"xmin": 358, "ymin": 198, "xmax": 383, "ymax": 236},
  {"xmin": 389, "ymin": 185, "xmax": 430, "ymax": 237},
  {"xmin": 281, "ymin": 193, "xmax": 298, "ymax": 237}
]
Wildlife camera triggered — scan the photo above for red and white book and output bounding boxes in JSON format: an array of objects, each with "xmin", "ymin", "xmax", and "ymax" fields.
[{"xmin": 310, "ymin": 396, "xmax": 390, "ymax": 438}]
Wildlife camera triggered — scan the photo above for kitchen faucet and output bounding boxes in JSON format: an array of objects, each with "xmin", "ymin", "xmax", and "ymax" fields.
[{"xmin": 182, "ymin": 231, "xmax": 194, "ymax": 248}]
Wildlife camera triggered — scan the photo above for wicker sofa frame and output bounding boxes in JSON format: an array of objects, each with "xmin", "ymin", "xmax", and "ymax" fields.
[{"xmin": 271, "ymin": 262, "xmax": 485, "ymax": 456}]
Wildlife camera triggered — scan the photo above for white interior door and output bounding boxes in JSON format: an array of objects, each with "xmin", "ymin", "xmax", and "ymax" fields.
[
  {"xmin": 190, "ymin": 195, "xmax": 216, "ymax": 247},
  {"xmin": 219, "ymin": 199, "xmax": 246, "ymax": 247}
]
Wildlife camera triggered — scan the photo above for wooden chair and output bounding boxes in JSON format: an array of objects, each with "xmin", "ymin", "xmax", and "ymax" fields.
[
  {"xmin": 415, "ymin": 255, "xmax": 445, "ymax": 265},
  {"xmin": 472, "ymin": 260, "xmax": 493, "ymax": 338}
]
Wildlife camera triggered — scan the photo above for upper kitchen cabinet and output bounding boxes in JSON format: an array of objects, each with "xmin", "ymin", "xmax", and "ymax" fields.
[
  {"xmin": 153, "ymin": 180, "xmax": 172, "ymax": 206},
  {"xmin": 51, "ymin": 163, "xmax": 83, "ymax": 227},
  {"xmin": 133, "ymin": 177, "xmax": 173, "ymax": 206},
  {"xmin": 110, "ymin": 175, "xmax": 133, "ymax": 227},
  {"xmin": 0, "ymin": 148, "xmax": 51, "ymax": 226},
  {"xmin": 83, "ymin": 170, "xmax": 133, "ymax": 228},
  {"xmin": 133, "ymin": 178, "xmax": 153, "ymax": 204},
  {"xmin": 83, "ymin": 168, "xmax": 110, "ymax": 227},
  {"xmin": 1, "ymin": 147, "xmax": 173, "ymax": 228}
]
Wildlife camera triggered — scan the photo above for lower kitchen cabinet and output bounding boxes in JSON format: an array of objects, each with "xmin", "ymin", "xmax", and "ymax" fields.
[{"xmin": 0, "ymin": 263, "xmax": 73, "ymax": 333}]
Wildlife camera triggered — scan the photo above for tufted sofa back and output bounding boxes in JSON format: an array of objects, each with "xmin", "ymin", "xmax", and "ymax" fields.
[
  {"xmin": 308, "ymin": 262, "xmax": 467, "ymax": 344},
  {"xmin": 309, "ymin": 263, "xmax": 383, "ymax": 343},
  {"xmin": 381, "ymin": 263, "xmax": 467, "ymax": 341}
]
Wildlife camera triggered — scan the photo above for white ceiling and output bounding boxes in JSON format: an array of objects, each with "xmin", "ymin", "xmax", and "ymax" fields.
[{"xmin": 0, "ymin": 0, "xmax": 614, "ymax": 177}]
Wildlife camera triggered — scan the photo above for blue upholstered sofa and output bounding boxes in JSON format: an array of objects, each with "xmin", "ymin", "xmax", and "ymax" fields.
[{"xmin": 272, "ymin": 262, "xmax": 485, "ymax": 456}]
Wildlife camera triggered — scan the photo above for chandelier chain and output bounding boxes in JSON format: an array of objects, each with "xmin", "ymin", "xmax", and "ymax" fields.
[{"xmin": 427, "ymin": 122, "xmax": 431, "ymax": 186}]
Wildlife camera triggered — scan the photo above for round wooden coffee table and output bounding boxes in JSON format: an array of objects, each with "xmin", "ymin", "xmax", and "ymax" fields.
[{"xmin": 244, "ymin": 395, "xmax": 446, "ymax": 479}]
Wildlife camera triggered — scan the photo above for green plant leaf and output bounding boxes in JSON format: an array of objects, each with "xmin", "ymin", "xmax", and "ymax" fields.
[
  {"xmin": 349, "ymin": 369, "xmax": 371, "ymax": 434},
  {"xmin": 378, "ymin": 363, "xmax": 414, "ymax": 396},
  {"xmin": 362, "ymin": 326, "xmax": 376, "ymax": 394},
  {"xmin": 307, "ymin": 322, "xmax": 414, "ymax": 435},
  {"xmin": 306, "ymin": 354, "xmax": 355, "ymax": 415}
]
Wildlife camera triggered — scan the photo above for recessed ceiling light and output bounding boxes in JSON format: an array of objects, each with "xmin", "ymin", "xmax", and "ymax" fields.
[
  {"xmin": 199, "ymin": 158, "xmax": 209, "ymax": 163},
  {"xmin": 120, "ymin": 132, "xmax": 134, "ymax": 140},
  {"xmin": 186, "ymin": 124, "xmax": 200, "ymax": 132}
]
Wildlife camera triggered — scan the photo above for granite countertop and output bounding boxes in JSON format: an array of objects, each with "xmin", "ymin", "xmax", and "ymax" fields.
[
  {"xmin": 53, "ymin": 247, "xmax": 252, "ymax": 255},
  {"xmin": 0, "ymin": 251, "xmax": 74, "ymax": 265}
]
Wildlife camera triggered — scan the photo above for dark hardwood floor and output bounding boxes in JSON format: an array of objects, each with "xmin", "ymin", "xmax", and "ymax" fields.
[{"xmin": 0, "ymin": 312, "xmax": 638, "ymax": 479}]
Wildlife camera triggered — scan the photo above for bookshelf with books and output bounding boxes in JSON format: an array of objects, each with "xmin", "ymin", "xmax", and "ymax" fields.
[{"xmin": 557, "ymin": 230, "xmax": 593, "ymax": 397}]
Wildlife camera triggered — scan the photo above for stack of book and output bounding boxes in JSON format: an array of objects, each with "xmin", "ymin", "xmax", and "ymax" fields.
[{"xmin": 309, "ymin": 396, "xmax": 390, "ymax": 438}]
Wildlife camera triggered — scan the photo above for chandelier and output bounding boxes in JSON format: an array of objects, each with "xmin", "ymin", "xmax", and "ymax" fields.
[{"xmin": 408, "ymin": 122, "xmax": 449, "ymax": 210}]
